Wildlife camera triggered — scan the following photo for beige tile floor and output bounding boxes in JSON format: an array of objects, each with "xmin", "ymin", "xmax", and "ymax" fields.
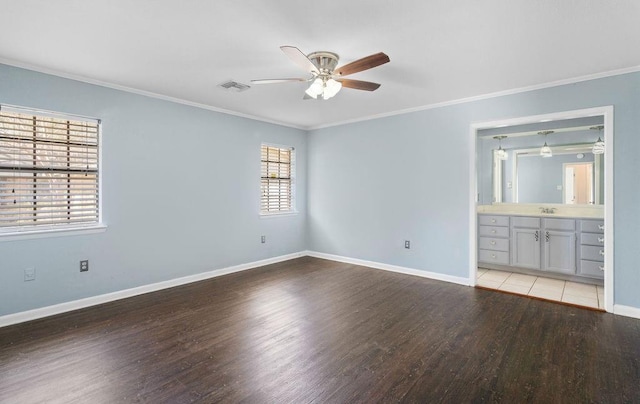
[{"xmin": 477, "ymin": 268, "xmax": 604, "ymax": 310}]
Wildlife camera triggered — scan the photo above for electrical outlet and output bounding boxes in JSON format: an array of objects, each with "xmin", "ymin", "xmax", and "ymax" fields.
[
  {"xmin": 80, "ymin": 260, "xmax": 89, "ymax": 272},
  {"xmin": 24, "ymin": 268, "xmax": 36, "ymax": 281},
  {"xmin": 404, "ymin": 240, "xmax": 411, "ymax": 249},
  {"xmin": 261, "ymin": 235, "xmax": 266, "ymax": 244}
]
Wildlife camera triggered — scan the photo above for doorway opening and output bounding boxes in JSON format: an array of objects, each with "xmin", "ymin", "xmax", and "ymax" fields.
[
  {"xmin": 563, "ymin": 162, "xmax": 593, "ymax": 204},
  {"xmin": 469, "ymin": 106, "xmax": 614, "ymax": 312}
]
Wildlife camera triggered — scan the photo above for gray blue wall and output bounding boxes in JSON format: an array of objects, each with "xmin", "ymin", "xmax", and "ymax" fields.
[
  {"xmin": 308, "ymin": 71, "xmax": 640, "ymax": 309},
  {"xmin": 0, "ymin": 64, "xmax": 307, "ymax": 316},
  {"xmin": 2, "ymin": 63, "xmax": 640, "ymax": 317}
]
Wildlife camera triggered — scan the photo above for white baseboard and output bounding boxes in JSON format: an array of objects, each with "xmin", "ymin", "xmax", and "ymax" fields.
[
  {"xmin": 0, "ymin": 251, "xmax": 305, "ymax": 328},
  {"xmin": 613, "ymin": 304, "xmax": 640, "ymax": 319},
  {"xmin": 305, "ymin": 250, "xmax": 471, "ymax": 286},
  {"xmin": 6, "ymin": 250, "xmax": 636, "ymax": 327},
  {"xmin": 307, "ymin": 251, "xmax": 640, "ymax": 318}
]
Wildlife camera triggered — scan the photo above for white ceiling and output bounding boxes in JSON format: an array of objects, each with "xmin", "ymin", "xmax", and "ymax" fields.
[{"xmin": 1, "ymin": 1, "xmax": 639, "ymax": 129}]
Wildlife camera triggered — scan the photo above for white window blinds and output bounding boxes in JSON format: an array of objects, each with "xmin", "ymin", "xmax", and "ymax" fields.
[
  {"xmin": 261, "ymin": 145, "xmax": 293, "ymax": 213},
  {"xmin": 0, "ymin": 106, "xmax": 100, "ymax": 231}
]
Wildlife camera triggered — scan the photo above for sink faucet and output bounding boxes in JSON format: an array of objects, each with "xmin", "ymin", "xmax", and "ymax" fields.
[{"xmin": 540, "ymin": 207, "xmax": 556, "ymax": 214}]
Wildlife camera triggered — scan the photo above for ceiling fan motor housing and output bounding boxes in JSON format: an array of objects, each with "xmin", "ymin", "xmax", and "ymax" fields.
[{"xmin": 307, "ymin": 51, "xmax": 339, "ymax": 75}]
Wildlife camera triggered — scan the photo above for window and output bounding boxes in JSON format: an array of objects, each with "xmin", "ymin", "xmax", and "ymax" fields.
[
  {"xmin": 0, "ymin": 105, "xmax": 100, "ymax": 233},
  {"xmin": 260, "ymin": 144, "xmax": 294, "ymax": 214}
]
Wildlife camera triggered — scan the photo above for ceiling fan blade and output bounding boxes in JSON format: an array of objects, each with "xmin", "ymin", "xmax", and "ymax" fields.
[
  {"xmin": 337, "ymin": 78, "xmax": 381, "ymax": 91},
  {"xmin": 280, "ymin": 46, "xmax": 319, "ymax": 74},
  {"xmin": 251, "ymin": 78, "xmax": 309, "ymax": 84},
  {"xmin": 335, "ymin": 52, "xmax": 390, "ymax": 77}
]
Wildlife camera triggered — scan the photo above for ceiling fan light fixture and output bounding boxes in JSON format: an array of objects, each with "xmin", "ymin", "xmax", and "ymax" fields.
[
  {"xmin": 305, "ymin": 77, "xmax": 342, "ymax": 100},
  {"xmin": 322, "ymin": 79, "xmax": 342, "ymax": 100},
  {"xmin": 305, "ymin": 78, "xmax": 323, "ymax": 99}
]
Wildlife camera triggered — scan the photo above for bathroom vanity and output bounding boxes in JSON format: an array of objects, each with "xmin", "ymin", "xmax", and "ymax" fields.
[
  {"xmin": 478, "ymin": 208, "xmax": 604, "ymax": 284},
  {"xmin": 476, "ymin": 116, "xmax": 607, "ymax": 285}
]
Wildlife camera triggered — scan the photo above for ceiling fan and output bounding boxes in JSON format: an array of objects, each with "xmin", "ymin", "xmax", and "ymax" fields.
[{"xmin": 251, "ymin": 46, "xmax": 390, "ymax": 100}]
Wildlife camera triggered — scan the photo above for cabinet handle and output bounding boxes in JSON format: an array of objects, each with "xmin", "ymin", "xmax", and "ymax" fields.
[
  {"xmin": 535, "ymin": 231, "xmax": 539, "ymax": 241},
  {"xmin": 491, "ymin": 254, "xmax": 496, "ymax": 259},
  {"xmin": 599, "ymin": 250, "xmax": 605, "ymax": 256},
  {"xmin": 491, "ymin": 229, "xmax": 496, "ymax": 234},
  {"xmin": 490, "ymin": 241, "xmax": 496, "ymax": 245},
  {"xmin": 545, "ymin": 231, "xmax": 550, "ymax": 242},
  {"xmin": 599, "ymin": 265, "xmax": 605, "ymax": 271},
  {"xmin": 491, "ymin": 219, "xmax": 496, "ymax": 223},
  {"xmin": 598, "ymin": 224, "xmax": 605, "ymax": 230},
  {"xmin": 598, "ymin": 237, "xmax": 604, "ymax": 243}
]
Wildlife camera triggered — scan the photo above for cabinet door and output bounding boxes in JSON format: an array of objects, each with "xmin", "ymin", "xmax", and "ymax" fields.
[
  {"xmin": 543, "ymin": 230, "xmax": 576, "ymax": 274},
  {"xmin": 511, "ymin": 228, "xmax": 540, "ymax": 269}
]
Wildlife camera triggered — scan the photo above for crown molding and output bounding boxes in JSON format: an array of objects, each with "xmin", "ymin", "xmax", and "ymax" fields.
[
  {"xmin": 0, "ymin": 58, "xmax": 306, "ymax": 131},
  {"xmin": 308, "ymin": 65, "xmax": 640, "ymax": 131},
  {"xmin": 2, "ymin": 57, "xmax": 639, "ymax": 132}
]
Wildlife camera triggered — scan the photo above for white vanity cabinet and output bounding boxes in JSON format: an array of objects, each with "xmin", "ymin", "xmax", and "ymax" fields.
[{"xmin": 577, "ymin": 219, "xmax": 605, "ymax": 279}]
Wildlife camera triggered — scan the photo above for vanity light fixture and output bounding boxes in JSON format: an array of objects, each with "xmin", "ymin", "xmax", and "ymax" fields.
[
  {"xmin": 591, "ymin": 125, "xmax": 605, "ymax": 155},
  {"xmin": 538, "ymin": 130, "xmax": 554, "ymax": 158},
  {"xmin": 493, "ymin": 135, "xmax": 508, "ymax": 160}
]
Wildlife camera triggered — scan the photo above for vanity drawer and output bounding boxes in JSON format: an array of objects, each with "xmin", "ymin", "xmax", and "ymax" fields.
[
  {"xmin": 479, "ymin": 237, "xmax": 509, "ymax": 252},
  {"xmin": 579, "ymin": 260, "xmax": 605, "ymax": 278},
  {"xmin": 543, "ymin": 218, "xmax": 575, "ymax": 231},
  {"xmin": 479, "ymin": 215, "xmax": 509, "ymax": 227},
  {"xmin": 580, "ymin": 220, "xmax": 604, "ymax": 233},
  {"xmin": 581, "ymin": 245, "xmax": 605, "ymax": 262},
  {"xmin": 581, "ymin": 233, "xmax": 605, "ymax": 246},
  {"xmin": 479, "ymin": 225, "xmax": 509, "ymax": 238},
  {"xmin": 479, "ymin": 249, "xmax": 510, "ymax": 265},
  {"xmin": 511, "ymin": 217, "xmax": 540, "ymax": 229}
]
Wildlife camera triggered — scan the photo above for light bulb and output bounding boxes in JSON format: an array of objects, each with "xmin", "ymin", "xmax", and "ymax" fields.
[{"xmin": 496, "ymin": 147, "xmax": 508, "ymax": 160}]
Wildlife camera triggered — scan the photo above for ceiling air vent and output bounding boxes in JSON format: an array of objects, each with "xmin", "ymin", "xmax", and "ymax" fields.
[{"xmin": 218, "ymin": 80, "xmax": 250, "ymax": 92}]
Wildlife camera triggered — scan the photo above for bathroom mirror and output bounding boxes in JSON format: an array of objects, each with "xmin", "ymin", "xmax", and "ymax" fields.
[
  {"xmin": 477, "ymin": 116, "xmax": 605, "ymax": 205},
  {"xmin": 498, "ymin": 143, "xmax": 603, "ymax": 204}
]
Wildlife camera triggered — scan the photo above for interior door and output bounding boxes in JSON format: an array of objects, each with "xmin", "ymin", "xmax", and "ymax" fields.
[{"xmin": 564, "ymin": 163, "xmax": 593, "ymax": 204}]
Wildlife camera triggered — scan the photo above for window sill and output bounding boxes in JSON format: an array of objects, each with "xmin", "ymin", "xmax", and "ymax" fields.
[
  {"xmin": 0, "ymin": 224, "xmax": 107, "ymax": 242},
  {"xmin": 259, "ymin": 211, "xmax": 299, "ymax": 219}
]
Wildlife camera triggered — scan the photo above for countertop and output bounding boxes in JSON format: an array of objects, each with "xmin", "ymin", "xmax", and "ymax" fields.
[{"xmin": 477, "ymin": 204, "xmax": 604, "ymax": 219}]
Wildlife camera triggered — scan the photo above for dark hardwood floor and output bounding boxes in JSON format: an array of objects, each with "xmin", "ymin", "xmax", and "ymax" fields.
[{"xmin": 1, "ymin": 256, "xmax": 639, "ymax": 403}]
